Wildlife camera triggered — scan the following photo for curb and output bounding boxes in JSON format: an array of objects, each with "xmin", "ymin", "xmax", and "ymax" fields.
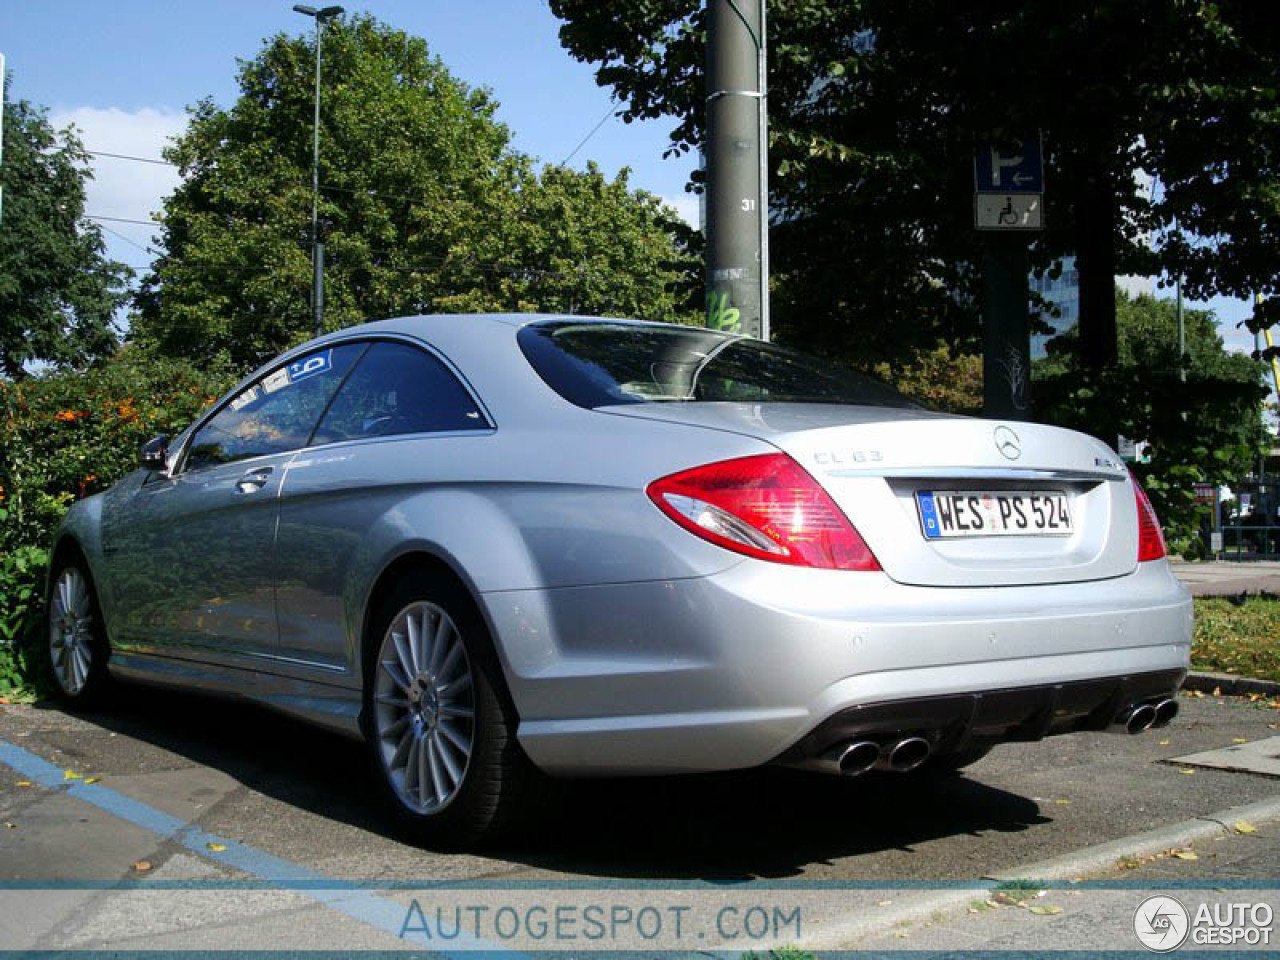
[
  {"xmin": 800, "ymin": 794, "xmax": 1280, "ymax": 950},
  {"xmin": 1184, "ymin": 671, "xmax": 1280, "ymax": 698}
]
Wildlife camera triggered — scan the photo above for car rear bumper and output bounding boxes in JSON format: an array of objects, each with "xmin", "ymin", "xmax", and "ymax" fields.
[{"xmin": 486, "ymin": 560, "xmax": 1192, "ymax": 776}]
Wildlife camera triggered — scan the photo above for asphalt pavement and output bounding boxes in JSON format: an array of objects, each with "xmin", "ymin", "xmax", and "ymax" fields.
[{"xmin": 2, "ymin": 685, "xmax": 1279, "ymax": 951}]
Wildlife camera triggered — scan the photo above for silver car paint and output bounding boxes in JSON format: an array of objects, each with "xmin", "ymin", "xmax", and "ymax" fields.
[{"xmin": 52, "ymin": 314, "xmax": 1192, "ymax": 767}]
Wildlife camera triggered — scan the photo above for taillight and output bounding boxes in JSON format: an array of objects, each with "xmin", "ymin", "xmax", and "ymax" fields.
[
  {"xmin": 1132, "ymin": 477, "xmax": 1167, "ymax": 562},
  {"xmin": 647, "ymin": 453, "xmax": 881, "ymax": 570}
]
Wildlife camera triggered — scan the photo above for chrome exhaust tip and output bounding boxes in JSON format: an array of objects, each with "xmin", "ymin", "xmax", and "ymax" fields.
[
  {"xmin": 1151, "ymin": 698, "xmax": 1179, "ymax": 729},
  {"xmin": 1110, "ymin": 702, "xmax": 1158, "ymax": 735},
  {"xmin": 836, "ymin": 740, "xmax": 882, "ymax": 777},
  {"xmin": 885, "ymin": 736, "xmax": 931, "ymax": 773}
]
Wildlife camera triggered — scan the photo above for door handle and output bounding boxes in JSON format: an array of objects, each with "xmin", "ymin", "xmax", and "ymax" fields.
[{"xmin": 234, "ymin": 466, "xmax": 273, "ymax": 495}]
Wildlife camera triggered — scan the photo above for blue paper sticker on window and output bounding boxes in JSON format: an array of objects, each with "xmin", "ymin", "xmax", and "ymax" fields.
[{"xmin": 288, "ymin": 350, "xmax": 332, "ymax": 384}]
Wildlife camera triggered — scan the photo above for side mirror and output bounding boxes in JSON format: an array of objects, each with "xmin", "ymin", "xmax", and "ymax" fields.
[{"xmin": 140, "ymin": 435, "xmax": 170, "ymax": 471}]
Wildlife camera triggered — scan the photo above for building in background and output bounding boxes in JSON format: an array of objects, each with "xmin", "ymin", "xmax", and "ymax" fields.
[{"xmin": 1029, "ymin": 257, "xmax": 1154, "ymax": 358}]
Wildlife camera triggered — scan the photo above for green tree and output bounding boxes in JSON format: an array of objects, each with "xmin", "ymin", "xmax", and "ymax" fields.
[
  {"xmin": 1035, "ymin": 289, "xmax": 1269, "ymax": 554},
  {"xmin": 0, "ymin": 94, "xmax": 130, "ymax": 379},
  {"xmin": 134, "ymin": 15, "xmax": 697, "ymax": 371},
  {"xmin": 549, "ymin": 1, "xmax": 1280, "ymax": 370}
]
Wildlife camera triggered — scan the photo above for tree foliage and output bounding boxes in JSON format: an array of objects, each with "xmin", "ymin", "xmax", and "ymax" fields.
[
  {"xmin": 1035, "ymin": 289, "xmax": 1269, "ymax": 555},
  {"xmin": 549, "ymin": 0, "xmax": 1280, "ymax": 369},
  {"xmin": 0, "ymin": 95, "xmax": 130, "ymax": 379},
  {"xmin": 134, "ymin": 15, "xmax": 697, "ymax": 371}
]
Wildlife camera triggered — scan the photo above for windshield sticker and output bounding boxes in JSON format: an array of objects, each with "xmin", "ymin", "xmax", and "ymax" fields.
[
  {"xmin": 261, "ymin": 368, "xmax": 290, "ymax": 394},
  {"xmin": 228, "ymin": 385, "xmax": 261, "ymax": 411},
  {"xmin": 288, "ymin": 350, "xmax": 332, "ymax": 384}
]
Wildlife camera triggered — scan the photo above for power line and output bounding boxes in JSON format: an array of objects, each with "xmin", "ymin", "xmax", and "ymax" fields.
[
  {"xmin": 85, "ymin": 213, "xmax": 160, "ymax": 227},
  {"xmin": 85, "ymin": 149, "xmax": 176, "ymax": 167},
  {"xmin": 560, "ymin": 101, "xmax": 618, "ymax": 166}
]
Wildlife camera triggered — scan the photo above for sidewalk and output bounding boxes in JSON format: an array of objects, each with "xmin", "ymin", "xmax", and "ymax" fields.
[{"xmin": 1169, "ymin": 559, "xmax": 1280, "ymax": 597}]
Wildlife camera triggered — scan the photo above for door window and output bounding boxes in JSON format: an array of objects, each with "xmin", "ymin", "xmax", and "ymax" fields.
[
  {"xmin": 185, "ymin": 344, "xmax": 365, "ymax": 471},
  {"xmin": 310, "ymin": 341, "xmax": 488, "ymax": 445}
]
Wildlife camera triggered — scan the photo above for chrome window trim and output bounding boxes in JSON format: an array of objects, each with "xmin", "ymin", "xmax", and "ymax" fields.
[{"xmin": 172, "ymin": 332, "xmax": 496, "ymax": 477}]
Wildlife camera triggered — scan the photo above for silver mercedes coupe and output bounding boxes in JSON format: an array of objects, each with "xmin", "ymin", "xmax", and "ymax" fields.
[{"xmin": 48, "ymin": 315, "xmax": 1192, "ymax": 845}]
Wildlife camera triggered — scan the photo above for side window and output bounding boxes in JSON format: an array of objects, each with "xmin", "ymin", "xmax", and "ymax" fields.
[
  {"xmin": 185, "ymin": 344, "xmax": 364, "ymax": 471},
  {"xmin": 310, "ymin": 341, "xmax": 488, "ymax": 446}
]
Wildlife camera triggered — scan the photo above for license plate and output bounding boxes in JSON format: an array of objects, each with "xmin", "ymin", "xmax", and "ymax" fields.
[{"xmin": 916, "ymin": 489, "xmax": 1072, "ymax": 539}]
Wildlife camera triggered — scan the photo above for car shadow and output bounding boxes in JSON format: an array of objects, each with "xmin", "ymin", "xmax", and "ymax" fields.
[{"xmin": 45, "ymin": 684, "xmax": 1051, "ymax": 881}]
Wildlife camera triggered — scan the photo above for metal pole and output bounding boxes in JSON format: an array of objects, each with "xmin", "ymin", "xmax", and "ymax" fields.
[
  {"xmin": 1176, "ymin": 276, "xmax": 1185, "ymax": 382},
  {"xmin": 1, "ymin": 52, "xmax": 6, "ymax": 224},
  {"xmin": 705, "ymin": 0, "xmax": 764, "ymax": 340},
  {"xmin": 756, "ymin": 0, "xmax": 769, "ymax": 341},
  {"xmin": 981, "ymin": 233, "xmax": 1032, "ymax": 420},
  {"xmin": 310, "ymin": 18, "xmax": 324, "ymax": 338}
]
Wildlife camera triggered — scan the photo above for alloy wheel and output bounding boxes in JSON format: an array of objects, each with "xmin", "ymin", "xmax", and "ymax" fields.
[
  {"xmin": 373, "ymin": 601, "xmax": 476, "ymax": 814},
  {"xmin": 50, "ymin": 568, "xmax": 94, "ymax": 696}
]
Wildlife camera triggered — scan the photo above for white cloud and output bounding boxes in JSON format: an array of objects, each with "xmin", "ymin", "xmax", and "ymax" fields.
[
  {"xmin": 50, "ymin": 106, "xmax": 189, "ymax": 269},
  {"xmin": 661, "ymin": 192, "xmax": 702, "ymax": 231}
]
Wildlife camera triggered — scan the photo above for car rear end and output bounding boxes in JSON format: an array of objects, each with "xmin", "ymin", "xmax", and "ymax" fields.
[{"xmin": 506, "ymin": 320, "xmax": 1191, "ymax": 777}]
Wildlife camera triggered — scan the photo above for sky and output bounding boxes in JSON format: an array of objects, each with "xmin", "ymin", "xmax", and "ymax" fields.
[
  {"xmin": 4, "ymin": 0, "xmax": 700, "ymax": 277},
  {"xmin": 1, "ymin": 0, "xmax": 1260, "ymax": 355}
]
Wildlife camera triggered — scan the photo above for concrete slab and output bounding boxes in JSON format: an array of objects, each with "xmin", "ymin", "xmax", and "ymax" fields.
[{"xmin": 1171, "ymin": 736, "xmax": 1280, "ymax": 778}]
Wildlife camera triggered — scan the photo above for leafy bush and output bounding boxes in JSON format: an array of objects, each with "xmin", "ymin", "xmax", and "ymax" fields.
[
  {"xmin": 0, "ymin": 347, "xmax": 230, "ymax": 693},
  {"xmin": 1034, "ymin": 292, "xmax": 1269, "ymax": 557}
]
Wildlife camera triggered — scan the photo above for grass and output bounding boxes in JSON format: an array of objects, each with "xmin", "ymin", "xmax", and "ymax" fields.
[{"xmin": 1191, "ymin": 596, "xmax": 1280, "ymax": 683}]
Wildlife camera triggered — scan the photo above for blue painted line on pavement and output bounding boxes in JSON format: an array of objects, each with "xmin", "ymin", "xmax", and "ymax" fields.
[{"xmin": 0, "ymin": 737, "xmax": 520, "ymax": 957}]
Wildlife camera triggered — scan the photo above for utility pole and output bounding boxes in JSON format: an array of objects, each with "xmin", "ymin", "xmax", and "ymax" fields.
[
  {"xmin": 705, "ymin": 0, "xmax": 768, "ymax": 340},
  {"xmin": 293, "ymin": 4, "xmax": 344, "ymax": 338},
  {"xmin": 1, "ymin": 52, "xmax": 7, "ymax": 224}
]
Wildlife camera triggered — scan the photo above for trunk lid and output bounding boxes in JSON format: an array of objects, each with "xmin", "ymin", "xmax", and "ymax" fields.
[{"xmin": 603, "ymin": 402, "xmax": 1138, "ymax": 587}]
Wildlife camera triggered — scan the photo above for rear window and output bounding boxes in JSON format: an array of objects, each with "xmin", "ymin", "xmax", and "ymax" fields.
[{"xmin": 518, "ymin": 322, "xmax": 917, "ymax": 409}]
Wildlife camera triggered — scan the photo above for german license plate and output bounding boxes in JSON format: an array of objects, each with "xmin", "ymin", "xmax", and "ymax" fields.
[{"xmin": 916, "ymin": 490, "xmax": 1072, "ymax": 539}]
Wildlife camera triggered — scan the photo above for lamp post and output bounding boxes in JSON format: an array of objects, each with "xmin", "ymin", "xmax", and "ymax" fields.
[{"xmin": 292, "ymin": 4, "xmax": 344, "ymax": 338}]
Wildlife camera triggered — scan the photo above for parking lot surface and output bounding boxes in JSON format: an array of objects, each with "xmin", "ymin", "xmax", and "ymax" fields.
[{"xmin": 2, "ymin": 687, "xmax": 1278, "ymax": 950}]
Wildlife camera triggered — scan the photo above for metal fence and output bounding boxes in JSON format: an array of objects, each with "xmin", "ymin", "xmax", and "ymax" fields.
[{"xmin": 1221, "ymin": 525, "xmax": 1280, "ymax": 561}]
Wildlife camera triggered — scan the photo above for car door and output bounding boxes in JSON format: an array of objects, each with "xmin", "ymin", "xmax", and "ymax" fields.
[
  {"xmin": 102, "ymin": 343, "xmax": 365, "ymax": 662},
  {"xmin": 273, "ymin": 338, "xmax": 493, "ymax": 669}
]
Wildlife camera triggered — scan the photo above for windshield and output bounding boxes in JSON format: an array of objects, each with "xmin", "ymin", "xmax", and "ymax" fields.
[{"xmin": 518, "ymin": 322, "xmax": 918, "ymax": 410}]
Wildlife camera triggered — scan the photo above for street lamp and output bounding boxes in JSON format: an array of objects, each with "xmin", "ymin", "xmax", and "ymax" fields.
[{"xmin": 293, "ymin": 4, "xmax": 344, "ymax": 338}]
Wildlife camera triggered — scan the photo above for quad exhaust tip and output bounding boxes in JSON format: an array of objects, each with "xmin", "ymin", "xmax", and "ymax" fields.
[
  {"xmin": 884, "ymin": 736, "xmax": 932, "ymax": 773},
  {"xmin": 836, "ymin": 740, "xmax": 882, "ymax": 777},
  {"xmin": 1151, "ymin": 697, "xmax": 1179, "ymax": 729},
  {"xmin": 1111, "ymin": 702, "xmax": 1158, "ymax": 735}
]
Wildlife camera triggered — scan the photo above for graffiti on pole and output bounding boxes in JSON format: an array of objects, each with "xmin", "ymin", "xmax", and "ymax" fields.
[{"xmin": 705, "ymin": 290, "xmax": 742, "ymax": 333}]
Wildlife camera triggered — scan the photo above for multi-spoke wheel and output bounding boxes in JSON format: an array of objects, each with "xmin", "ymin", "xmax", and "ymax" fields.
[
  {"xmin": 48, "ymin": 562, "xmax": 110, "ymax": 704},
  {"xmin": 362, "ymin": 574, "xmax": 535, "ymax": 847},
  {"xmin": 374, "ymin": 601, "xmax": 476, "ymax": 814}
]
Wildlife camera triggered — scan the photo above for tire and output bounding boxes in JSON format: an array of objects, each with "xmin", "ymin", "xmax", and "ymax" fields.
[
  {"xmin": 361, "ymin": 572, "xmax": 535, "ymax": 848},
  {"xmin": 47, "ymin": 561, "xmax": 112, "ymax": 707},
  {"xmin": 919, "ymin": 743, "xmax": 994, "ymax": 775}
]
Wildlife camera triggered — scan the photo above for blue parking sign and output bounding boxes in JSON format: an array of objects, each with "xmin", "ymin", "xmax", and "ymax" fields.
[{"xmin": 974, "ymin": 137, "xmax": 1043, "ymax": 193}]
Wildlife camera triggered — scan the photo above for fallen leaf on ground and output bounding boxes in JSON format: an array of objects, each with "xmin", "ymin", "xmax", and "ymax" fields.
[
  {"xmin": 205, "ymin": 842, "xmax": 227, "ymax": 853},
  {"xmin": 1178, "ymin": 768, "xmax": 1196, "ymax": 775},
  {"xmin": 1234, "ymin": 820, "xmax": 1257, "ymax": 834},
  {"xmin": 1172, "ymin": 850, "xmax": 1199, "ymax": 860},
  {"xmin": 0, "ymin": 697, "xmax": 10, "ymax": 705},
  {"xmin": 1233, "ymin": 738, "xmax": 1249, "ymax": 744},
  {"xmin": 1158, "ymin": 739, "xmax": 1171, "ymax": 746},
  {"xmin": 1029, "ymin": 905, "xmax": 1064, "ymax": 915},
  {"xmin": 1053, "ymin": 799, "xmax": 1072, "ymax": 805},
  {"xmin": 131, "ymin": 860, "xmax": 152, "ymax": 872},
  {"xmin": 84, "ymin": 777, "xmax": 100, "ymax": 784},
  {"xmin": 62, "ymin": 770, "xmax": 81, "ymax": 781}
]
